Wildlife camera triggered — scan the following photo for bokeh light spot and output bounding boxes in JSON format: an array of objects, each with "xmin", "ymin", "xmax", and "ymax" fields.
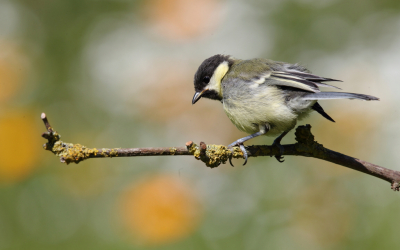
[
  {"xmin": 118, "ymin": 174, "xmax": 202, "ymax": 246},
  {"xmin": 0, "ymin": 41, "xmax": 29, "ymax": 103},
  {"xmin": 145, "ymin": 0, "xmax": 223, "ymax": 41},
  {"xmin": 0, "ymin": 111, "xmax": 42, "ymax": 183}
]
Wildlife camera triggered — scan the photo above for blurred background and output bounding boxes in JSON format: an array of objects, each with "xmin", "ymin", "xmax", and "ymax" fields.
[{"xmin": 1, "ymin": 0, "xmax": 400, "ymax": 249}]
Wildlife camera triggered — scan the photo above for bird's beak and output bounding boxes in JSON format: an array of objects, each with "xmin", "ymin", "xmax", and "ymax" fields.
[{"xmin": 192, "ymin": 89, "xmax": 207, "ymax": 104}]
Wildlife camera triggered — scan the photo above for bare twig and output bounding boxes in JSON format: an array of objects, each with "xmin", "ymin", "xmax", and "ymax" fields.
[{"xmin": 40, "ymin": 113, "xmax": 400, "ymax": 191}]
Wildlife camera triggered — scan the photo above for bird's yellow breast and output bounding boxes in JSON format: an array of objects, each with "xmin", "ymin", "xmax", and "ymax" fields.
[{"xmin": 222, "ymin": 85, "xmax": 298, "ymax": 136}]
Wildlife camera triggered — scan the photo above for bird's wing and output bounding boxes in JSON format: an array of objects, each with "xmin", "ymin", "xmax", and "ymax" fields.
[
  {"xmin": 268, "ymin": 71, "xmax": 342, "ymax": 92},
  {"xmin": 232, "ymin": 59, "xmax": 341, "ymax": 93},
  {"xmin": 271, "ymin": 70, "xmax": 341, "ymax": 89}
]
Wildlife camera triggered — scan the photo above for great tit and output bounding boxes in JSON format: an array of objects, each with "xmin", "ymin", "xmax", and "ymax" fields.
[{"xmin": 192, "ymin": 54, "xmax": 379, "ymax": 165}]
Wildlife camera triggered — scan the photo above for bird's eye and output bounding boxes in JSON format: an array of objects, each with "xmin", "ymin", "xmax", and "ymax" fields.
[{"xmin": 203, "ymin": 76, "xmax": 210, "ymax": 83}]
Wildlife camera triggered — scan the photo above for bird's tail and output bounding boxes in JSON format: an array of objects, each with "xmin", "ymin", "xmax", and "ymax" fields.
[{"xmin": 302, "ymin": 92, "xmax": 379, "ymax": 101}]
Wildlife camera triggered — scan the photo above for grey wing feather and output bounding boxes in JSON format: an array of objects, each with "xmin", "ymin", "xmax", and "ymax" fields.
[
  {"xmin": 282, "ymin": 70, "xmax": 342, "ymax": 82},
  {"xmin": 259, "ymin": 60, "xmax": 345, "ymax": 92},
  {"xmin": 267, "ymin": 73, "xmax": 320, "ymax": 92},
  {"xmin": 272, "ymin": 71, "xmax": 342, "ymax": 90},
  {"xmin": 261, "ymin": 61, "xmax": 379, "ymax": 101},
  {"xmin": 313, "ymin": 82, "xmax": 342, "ymax": 90},
  {"xmin": 302, "ymin": 92, "xmax": 379, "ymax": 101}
]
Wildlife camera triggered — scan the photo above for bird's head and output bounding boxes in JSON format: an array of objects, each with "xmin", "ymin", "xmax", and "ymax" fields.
[{"xmin": 192, "ymin": 54, "xmax": 234, "ymax": 104}]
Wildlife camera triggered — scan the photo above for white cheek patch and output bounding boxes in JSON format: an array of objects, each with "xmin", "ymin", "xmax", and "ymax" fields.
[{"xmin": 207, "ymin": 61, "xmax": 230, "ymax": 96}]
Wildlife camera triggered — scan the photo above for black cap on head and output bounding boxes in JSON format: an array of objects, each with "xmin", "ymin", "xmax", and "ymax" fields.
[{"xmin": 193, "ymin": 54, "xmax": 233, "ymax": 93}]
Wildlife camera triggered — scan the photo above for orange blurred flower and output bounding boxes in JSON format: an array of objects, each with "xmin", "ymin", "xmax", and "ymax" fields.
[
  {"xmin": 145, "ymin": 0, "xmax": 223, "ymax": 41},
  {"xmin": 118, "ymin": 174, "xmax": 202, "ymax": 246},
  {"xmin": 0, "ymin": 111, "xmax": 42, "ymax": 183},
  {"xmin": 0, "ymin": 41, "xmax": 29, "ymax": 104}
]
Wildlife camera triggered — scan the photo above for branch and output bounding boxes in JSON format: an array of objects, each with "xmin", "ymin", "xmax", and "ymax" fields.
[{"xmin": 40, "ymin": 113, "xmax": 400, "ymax": 191}]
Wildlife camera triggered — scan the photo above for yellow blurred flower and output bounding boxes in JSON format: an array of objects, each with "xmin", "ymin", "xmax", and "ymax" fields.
[
  {"xmin": 118, "ymin": 174, "xmax": 202, "ymax": 246},
  {"xmin": 0, "ymin": 111, "xmax": 42, "ymax": 183}
]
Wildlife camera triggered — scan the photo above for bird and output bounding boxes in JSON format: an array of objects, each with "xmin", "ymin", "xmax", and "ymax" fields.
[{"xmin": 192, "ymin": 54, "xmax": 379, "ymax": 165}]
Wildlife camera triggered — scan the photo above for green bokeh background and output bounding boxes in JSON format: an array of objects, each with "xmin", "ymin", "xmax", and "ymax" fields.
[{"xmin": 1, "ymin": 0, "xmax": 400, "ymax": 249}]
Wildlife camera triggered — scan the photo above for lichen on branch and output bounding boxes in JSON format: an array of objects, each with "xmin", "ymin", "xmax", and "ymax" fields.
[{"xmin": 40, "ymin": 113, "xmax": 400, "ymax": 191}]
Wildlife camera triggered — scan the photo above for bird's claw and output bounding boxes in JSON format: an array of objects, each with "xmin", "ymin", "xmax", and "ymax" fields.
[
  {"xmin": 229, "ymin": 157, "xmax": 234, "ymax": 167},
  {"xmin": 228, "ymin": 142, "xmax": 248, "ymax": 166},
  {"xmin": 272, "ymin": 140, "xmax": 285, "ymax": 163},
  {"xmin": 275, "ymin": 154, "xmax": 285, "ymax": 163}
]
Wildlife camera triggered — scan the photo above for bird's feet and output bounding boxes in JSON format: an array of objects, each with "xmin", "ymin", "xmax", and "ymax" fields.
[
  {"xmin": 271, "ymin": 139, "xmax": 285, "ymax": 163},
  {"xmin": 227, "ymin": 141, "xmax": 248, "ymax": 166}
]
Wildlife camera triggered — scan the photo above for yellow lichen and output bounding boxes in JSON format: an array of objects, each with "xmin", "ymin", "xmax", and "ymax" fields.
[
  {"xmin": 187, "ymin": 143, "xmax": 200, "ymax": 159},
  {"xmin": 202, "ymin": 144, "xmax": 231, "ymax": 168},
  {"xmin": 186, "ymin": 142, "xmax": 246, "ymax": 168},
  {"xmin": 49, "ymin": 141, "xmax": 94, "ymax": 164},
  {"xmin": 169, "ymin": 147, "xmax": 177, "ymax": 155},
  {"xmin": 109, "ymin": 148, "xmax": 119, "ymax": 157},
  {"xmin": 230, "ymin": 146, "xmax": 244, "ymax": 158}
]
